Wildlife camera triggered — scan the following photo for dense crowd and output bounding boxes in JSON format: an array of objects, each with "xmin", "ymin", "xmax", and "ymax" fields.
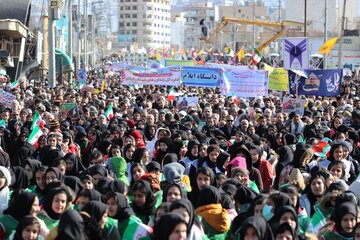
[{"xmin": 0, "ymin": 63, "xmax": 359, "ymax": 240}]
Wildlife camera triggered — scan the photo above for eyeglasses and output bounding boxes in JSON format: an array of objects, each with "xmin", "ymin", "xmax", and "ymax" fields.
[{"xmin": 227, "ymin": 120, "xmax": 234, "ymax": 122}]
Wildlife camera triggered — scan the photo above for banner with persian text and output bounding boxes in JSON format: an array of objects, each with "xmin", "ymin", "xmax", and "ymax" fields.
[
  {"xmin": 221, "ymin": 69, "xmax": 268, "ymax": 97},
  {"xmin": 123, "ymin": 66, "xmax": 181, "ymax": 86}
]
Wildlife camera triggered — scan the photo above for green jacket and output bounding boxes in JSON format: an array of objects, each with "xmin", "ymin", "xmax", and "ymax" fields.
[
  {"xmin": 108, "ymin": 157, "xmax": 129, "ymax": 185},
  {"xmin": 321, "ymin": 231, "xmax": 353, "ymax": 240},
  {"xmin": 37, "ymin": 213, "xmax": 59, "ymax": 230},
  {"xmin": 0, "ymin": 215, "xmax": 18, "ymax": 239}
]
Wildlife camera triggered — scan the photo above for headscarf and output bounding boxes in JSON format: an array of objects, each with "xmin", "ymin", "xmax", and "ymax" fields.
[
  {"xmin": 162, "ymin": 153, "xmax": 179, "ymax": 167},
  {"xmin": 234, "ymin": 185, "xmax": 258, "ymax": 206},
  {"xmin": 331, "ymin": 201, "xmax": 358, "ymax": 238},
  {"xmin": 163, "ymin": 183, "xmax": 186, "ymax": 202},
  {"xmin": 277, "ymin": 146, "xmax": 294, "ymax": 168},
  {"xmin": 64, "ymin": 176, "xmax": 83, "ymax": 202},
  {"xmin": 169, "ymin": 199, "xmax": 195, "ymax": 234},
  {"xmin": 239, "ymin": 216, "xmax": 274, "ymax": 240},
  {"xmin": 78, "ymin": 189, "xmax": 102, "ymax": 202},
  {"xmin": 87, "ymin": 165, "xmax": 107, "ymax": 178},
  {"xmin": 4, "ymin": 191, "xmax": 36, "ymax": 221},
  {"xmin": 270, "ymin": 192, "xmax": 293, "ymax": 213},
  {"xmin": 275, "ymin": 206, "xmax": 298, "ymax": 230},
  {"xmin": 103, "ymin": 179, "xmax": 127, "ymax": 194},
  {"xmin": 197, "ymin": 185, "xmax": 220, "ymax": 207},
  {"xmin": 108, "ymin": 192, "xmax": 134, "ymax": 222},
  {"xmin": 64, "ymin": 153, "xmax": 85, "ymax": 176},
  {"xmin": 152, "ymin": 213, "xmax": 187, "ymax": 240},
  {"xmin": 82, "ymin": 200, "xmax": 108, "ymax": 223},
  {"xmin": 11, "ymin": 166, "xmax": 29, "ymax": 189},
  {"xmin": 42, "ymin": 187, "xmax": 70, "ymax": 220},
  {"xmin": 275, "ymin": 223, "xmax": 298, "ymax": 240},
  {"xmin": 55, "ymin": 210, "xmax": 85, "ymax": 240},
  {"xmin": 131, "ymin": 180, "xmax": 157, "ymax": 216},
  {"xmin": 185, "ymin": 140, "xmax": 200, "ymax": 161},
  {"xmin": 24, "ymin": 159, "xmax": 42, "ymax": 185},
  {"xmin": 13, "ymin": 216, "xmax": 40, "ymax": 240},
  {"xmin": 45, "ymin": 167, "xmax": 64, "ymax": 183}
]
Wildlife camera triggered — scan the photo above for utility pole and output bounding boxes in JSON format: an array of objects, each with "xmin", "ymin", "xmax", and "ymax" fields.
[
  {"xmin": 77, "ymin": 0, "xmax": 81, "ymax": 70},
  {"xmin": 92, "ymin": 3, "xmax": 96, "ymax": 66},
  {"xmin": 338, "ymin": 0, "xmax": 347, "ymax": 68},
  {"xmin": 68, "ymin": 0, "xmax": 73, "ymax": 83},
  {"xmin": 48, "ymin": 3, "xmax": 56, "ymax": 88},
  {"xmin": 84, "ymin": 0, "xmax": 88, "ymax": 69},
  {"xmin": 324, "ymin": 0, "xmax": 328, "ymax": 69},
  {"xmin": 304, "ymin": 0, "xmax": 307, "ymax": 37},
  {"xmin": 253, "ymin": 0, "xmax": 256, "ymax": 50}
]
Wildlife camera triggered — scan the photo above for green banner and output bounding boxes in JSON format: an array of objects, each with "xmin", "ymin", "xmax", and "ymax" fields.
[{"xmin": 165, "ymin": 60, "xmax": 195, "ymax": 67}]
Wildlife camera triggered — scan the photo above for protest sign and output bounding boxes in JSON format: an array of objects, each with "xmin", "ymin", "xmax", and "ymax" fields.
[
  {"xmin": 0, "ymin": 90, "xmax": 15, "ymax": 106},
  {"xmin": 123, "ymin": 66, "xmax": 181, "ymax": 86},
  {"xmin": 177, "ymin": 97, "xmax": 199, "ymax": 110},
  {"xmin": 282, "ymin": 97, "xmax": 306, "ymax": 115},
  {"xmin": 221, "ymin": 69, "xmax": 268, "ymax": 97},
  {"xmin": 182, "ymin": 66, "xmax": 221, "ymax": 87},
  {"xmin": 268, "ymin": 68, "xmax": 289, "ymax": 91},
  {"xmin": 283, "ymin": 37, "xmax": 309, "ymax": 70},
  {"xmin": 289, "ymin": 69, "xmax": 342, "ymax": 96},
  {"xmin": 78, "ymin": 68, "xmax": 87, "ymax": 84}
]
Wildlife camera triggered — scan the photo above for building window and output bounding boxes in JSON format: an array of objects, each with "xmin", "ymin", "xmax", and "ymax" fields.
[
  {"xmin": 132, "ymin": 14, "xmax": 137, "ymax": 18},
  {"xmin": 132, "ymin": 6, "xmax": 137, "ymax": 10},
  {"xmin": 126, "ymin": 22, "xmax": 130, "ymax": 26},
  {"xmin": 132, "ymin": 30, "xmax": 137, "ymax": 34},
  {"xmin": 120, "ymin": 14, "xmax": 123, "ymax": 18},
  {"xmin": 125, "ymin": 6, "xmax": 131, "ymax": 10},
  {"xmin": 120, "ymin": 7, "xmax": 123, "ymax": 10},
  {"xmin": 125, "ymin": 13, "xmax": 130, "ymax": 18},
  {"xmin": 132, "ymin": 22, "xmax": 137, "ymax": 26},
  {"xmin": 119, "ymin": 22, "xmax": 124, "ymax": 27}
]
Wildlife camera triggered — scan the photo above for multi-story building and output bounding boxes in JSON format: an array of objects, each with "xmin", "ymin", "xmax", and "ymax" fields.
[
  {"xmin": 216, "ymin": 1, "xmax": 272, "ymax": 52},
  {"xmin": 118, "ymin": 0, "xmax": 171, "ymax": 50}
]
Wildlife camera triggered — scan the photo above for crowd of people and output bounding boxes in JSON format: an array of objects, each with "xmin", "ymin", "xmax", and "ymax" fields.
[{"xmin": 0, "ymin": 63, "xmax": 359, "ymax": 240}]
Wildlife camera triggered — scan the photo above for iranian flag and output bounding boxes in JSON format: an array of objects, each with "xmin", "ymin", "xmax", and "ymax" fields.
[
  {"xmin": 231, "ymin": 92, "xmax": 239, "ymax": 104},
  {"xmin": 252, "ymin": 48, "xmax": 264, "ymax": 65},
  {"xmin": 307, "ymin": 210, "xmax": 327, "ymax": 235},
  {"xmin": 0, "ymin": 73, "xmax": 5, "ymax": 82},
  {"xmin": 105, "ymin": 105, "xmax": 114, "ymax": 120},
  {"xmin": 30, "ymin": 111, "xmax": 43, "ymax": 130},
  {"xmin": 27, "ymin": 126, "xmax": 43, "ymax": 148},
  {"xmin": 122, "ymin": 217, "xmax": 152, "ymax": 240},
  {"xmin": 167, "ymin": 86, "xmax": 175, "ymax": 101},
  {"xmin": 9, "ymin": 79, "xmax": 19, "ymax": 89}
]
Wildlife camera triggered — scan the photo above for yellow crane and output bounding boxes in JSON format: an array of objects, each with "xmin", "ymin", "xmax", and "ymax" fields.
[{"xmin": 200, "ymin": 17, "xmax": 286, "ymax": 53}]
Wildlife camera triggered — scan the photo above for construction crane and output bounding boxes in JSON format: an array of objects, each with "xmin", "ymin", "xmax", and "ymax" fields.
[{"xmin": 200, "ymin": 17, "xmax": 285, "ymax": 53}]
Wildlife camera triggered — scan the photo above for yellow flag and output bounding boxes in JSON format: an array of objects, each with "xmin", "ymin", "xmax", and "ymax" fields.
[
  {"xmin": 238, "ymin": 49, "xmax": 245, "ymax": 61},
  {"xmin": 101, "ymin": 80, "xmax": 105, "ymax": 92},
  {"xmin": 156, "ymin": 52, "xmax": 162, "ymax": 60},
  {"xmin": 197, "ymin": 48, "xmax": 204, "ymax": 57},
  {"xmin": 263, "ymin": 63, "xmax": 274, "ymax": 73},
  {"xmin": 318, "ymin": 37, "xmax": 338, "ymax": 54}
]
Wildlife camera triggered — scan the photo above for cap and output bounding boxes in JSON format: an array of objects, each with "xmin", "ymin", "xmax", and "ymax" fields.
[
  {"xmin": 313, "ymin": 111, "xmax": 322, "ymax": 118},
  {"xmin": 146, "ymin": 161, "xmax": 161, "ymax": 172}
]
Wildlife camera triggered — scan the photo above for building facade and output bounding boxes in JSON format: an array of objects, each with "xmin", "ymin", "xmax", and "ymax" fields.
[{"xmin": 118, "ymin": 0, "xmax": 171, "ymax": 50}]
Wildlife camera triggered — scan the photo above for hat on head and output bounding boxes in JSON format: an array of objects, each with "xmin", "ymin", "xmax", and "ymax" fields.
[
  {"xmin": 313, "ymin": 111, "xmax": 322, "ymax": 118},
  {"xmin": 49, "ymin": 120, "xmax": 60, "ymax": 130}
]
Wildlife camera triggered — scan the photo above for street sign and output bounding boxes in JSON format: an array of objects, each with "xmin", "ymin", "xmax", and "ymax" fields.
[{"xmin": 50, "ymin": 0, "xmax": 64, "ymax": 8}]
